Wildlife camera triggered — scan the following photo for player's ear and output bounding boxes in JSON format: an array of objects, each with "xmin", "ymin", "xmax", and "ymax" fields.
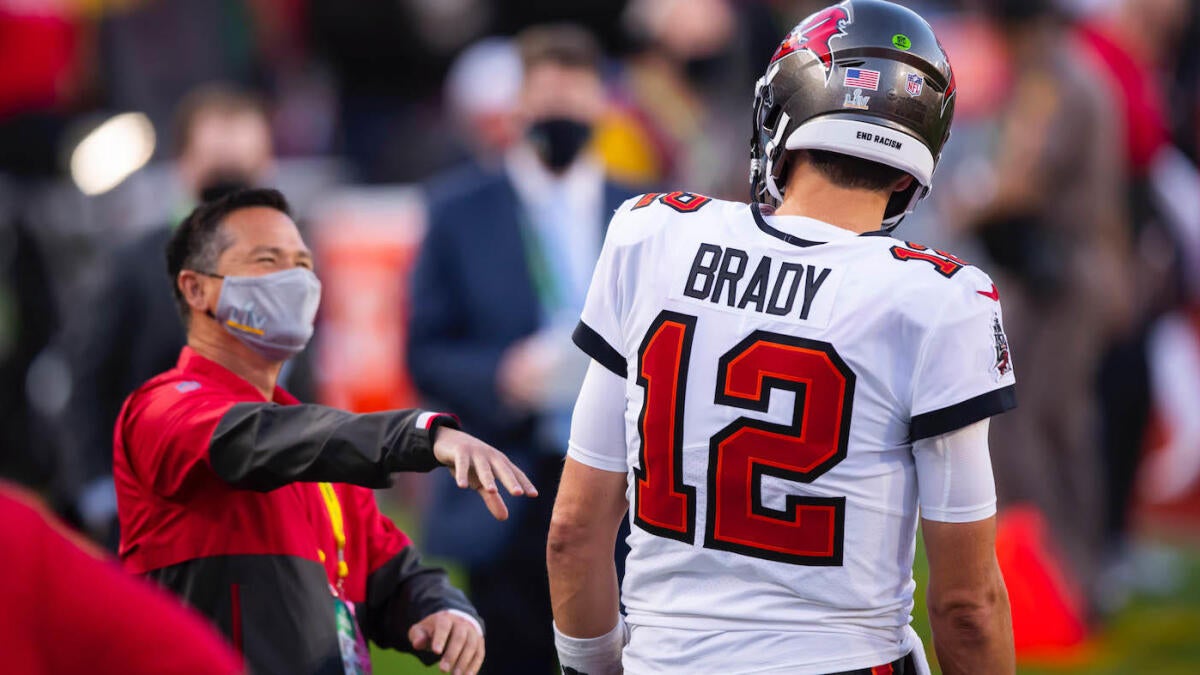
[{"xmin": 892, "ymin": 175, "xmax": 914, "ymax": 193}]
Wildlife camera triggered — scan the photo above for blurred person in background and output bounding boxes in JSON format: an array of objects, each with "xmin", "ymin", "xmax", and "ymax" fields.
[
  {"xmin": 1, "ymin": 480, "xmax": 244, "ymax": 675},
  {"xmin": 97, "ymin": 0, "xmax": 265, "ymax": 134},
  {"xmin": 941, "ymin": 0, "xmax": 1132, "ymax": 613},
  {"xmin": 1074, "ymin": 0, "xmax": 1197, "ymax": 598},
  {"xmin": 0, "ymin": 0, "xmax": 89, "ymax": 502},
  {"xmin": 65, "ymin": 84, "xmax": 275, "ymax": 547},
  {"xmin": 407, "ymin": 24, "xmax": 636, "ymax": 674},
  {"xmin": 442, "ymin": 36, "xmax": 524, "ymax": 173},
  {"xmin": 308, "ymin": 0, "xmax": 479, "ymax": 182},
  {"xmin": 608, "ymin": 0, "xmax": 777, "ymax": 196},
  {"xmin": 116, "ymin": 188, "xmax": 537, "ymax": 675}
]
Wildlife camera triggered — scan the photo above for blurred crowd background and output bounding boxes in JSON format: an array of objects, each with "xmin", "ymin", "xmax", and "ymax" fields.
[{"xmin": 3, "ymin": 0, "xmax": 1200, "ymax": 672}]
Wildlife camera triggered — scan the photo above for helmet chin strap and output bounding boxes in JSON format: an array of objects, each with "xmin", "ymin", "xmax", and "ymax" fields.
[{"xmin": 881, "ymin": 182, "xmax": 929, "ymax": 232}]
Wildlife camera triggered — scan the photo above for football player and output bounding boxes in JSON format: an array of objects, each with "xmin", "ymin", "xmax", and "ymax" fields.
[{"xmin": 547, "ymin": 1, "xmax": 1016, "ymax": 674}]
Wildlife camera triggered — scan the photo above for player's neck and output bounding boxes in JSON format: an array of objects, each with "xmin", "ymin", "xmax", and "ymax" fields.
[{"xmin": 774, "ymin": 165, "xmax": 890, "ymax": 235}]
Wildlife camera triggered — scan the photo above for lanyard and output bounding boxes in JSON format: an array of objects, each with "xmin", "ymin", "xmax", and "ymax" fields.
[{"xmin": 318, "ymin": 482, "xmax": 349, "ymax": 595}]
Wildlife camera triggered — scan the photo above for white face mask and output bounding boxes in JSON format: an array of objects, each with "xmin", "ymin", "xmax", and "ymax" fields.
[{"xmin": 207, "ymin": 267, "xmax": 322, "ymax": 362}]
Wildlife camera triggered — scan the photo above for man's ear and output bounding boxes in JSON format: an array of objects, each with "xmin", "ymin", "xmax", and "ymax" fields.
[
  {"xmin": 893, "ymin": 175, "xmax": 915, "ymax": 193},
  {"xmin": 177, "ymin": 270, "xmax": 211, "ymax": 314}
]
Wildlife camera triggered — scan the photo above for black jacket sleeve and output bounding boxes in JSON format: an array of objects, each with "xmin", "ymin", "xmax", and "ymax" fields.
[
  {"xmin": 208, "ymin": 403, "xmax": 459, "ymax": 491},
  {"xmin": 358, "ymin": 546, "xmax": 482, "ymax": 664}
]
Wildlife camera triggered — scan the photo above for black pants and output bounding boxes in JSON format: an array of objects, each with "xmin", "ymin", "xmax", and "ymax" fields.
[
  {"xmin": 1097, "ymin": 330, "xmax": 1152, "ymax": 546},
  {"xmin": 470, "ymin": 454, "xmax": 630, "ymax": 675},
  {"xmin": 830, "ymin": 651, "xmax": 917, "ymax": 675},
  {"xmin": 469, "ymin": 454, "xmax": 562, "ymax": 675}
]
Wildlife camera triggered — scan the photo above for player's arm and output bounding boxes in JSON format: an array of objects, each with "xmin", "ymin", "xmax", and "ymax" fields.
[
  {"xmin": 916, "ymin": 420, "xmax": 1014, "ymax": 674},
  {"xmin": 547, "ymin": 362, "xmax": 630, "ymax": 675}
]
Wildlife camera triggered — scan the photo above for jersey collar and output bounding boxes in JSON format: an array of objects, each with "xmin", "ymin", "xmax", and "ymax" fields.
[
  {"xmin": 175, "ymin": 347, "xmax": 299, "ymax": 405},
  {"xmin": 751, "ymin": 202, "xmax": 886, "ymax": 246}
]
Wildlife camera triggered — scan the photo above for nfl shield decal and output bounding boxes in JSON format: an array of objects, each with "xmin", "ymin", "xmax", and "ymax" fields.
[{"xmin": 906, "ymin": 73, "xmax": 924, "ymax": 97}]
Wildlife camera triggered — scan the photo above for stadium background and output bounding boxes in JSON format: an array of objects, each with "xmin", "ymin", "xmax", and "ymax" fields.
[{"xmin": 2, "ymin": 0, "xmax": 1199, "ymax": 672}]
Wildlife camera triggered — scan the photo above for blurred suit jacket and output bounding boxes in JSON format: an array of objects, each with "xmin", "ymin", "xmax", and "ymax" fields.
[{"xmin": 408, "ymin": 164, "xmax": 634, "ymax": 565}]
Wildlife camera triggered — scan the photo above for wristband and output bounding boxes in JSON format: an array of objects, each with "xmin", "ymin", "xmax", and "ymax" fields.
[
  {"xmin": 553, "ymin": 615, "xmax": 628, "ymax": 675},
  {"xmin": 419, "ymin": 412, "xmax": 461, "ymax": 443}
]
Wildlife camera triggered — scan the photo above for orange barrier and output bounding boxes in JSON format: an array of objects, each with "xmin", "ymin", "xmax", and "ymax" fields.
[{"xmin": 995, "ymin": 505, "xmax": 1091, "ymax": 662}]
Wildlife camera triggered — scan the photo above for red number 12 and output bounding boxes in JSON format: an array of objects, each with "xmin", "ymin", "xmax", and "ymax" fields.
[{"xmin": 635, "ymin": 310, "xmax": 854, "ymax": 566}]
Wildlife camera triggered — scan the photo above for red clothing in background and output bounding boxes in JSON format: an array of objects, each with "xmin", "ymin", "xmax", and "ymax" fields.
[
  {"xmin": 0, "ymin": 481, "xmax": 243, "ymax": 675},
  {"xmin": 0, "ymin": 4, "xmax": 80, "ymax": 117},
  {"xmin": 1077, "ymin": 22, "xmax": 1172, "ymax": 176}
]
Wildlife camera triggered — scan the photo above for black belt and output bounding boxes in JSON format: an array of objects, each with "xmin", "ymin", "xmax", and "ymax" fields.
[{"xmin": 829, "ymin": 651, "xmax": 917, "ymax": 675}]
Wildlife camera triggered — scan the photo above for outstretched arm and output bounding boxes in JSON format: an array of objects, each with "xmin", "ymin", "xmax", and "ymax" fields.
[
  {"xmin": 125, "ymin": 389, "xmax": 536, "ymax": 517},
  {"xmin": 212, "ymin": 406, "xmax": 536, "ymax": 518}
]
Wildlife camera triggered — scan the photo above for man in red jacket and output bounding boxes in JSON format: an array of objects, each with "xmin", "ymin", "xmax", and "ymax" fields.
[
  {"xmin": 0, "ymin": 481, "xmax": 243, "ymax": 675},
  {"xmin": 114, "ymin": 188, "xmax": 537, "ymax": 675}
]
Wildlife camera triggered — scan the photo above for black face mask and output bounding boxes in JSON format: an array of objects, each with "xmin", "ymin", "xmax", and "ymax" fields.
[
  {"xmin": 684, "ymin": 53, "xmax": 728, "ymax": 86},
  {"xmin": 526, "ymin": 118, "xmax": 593, "ymax": 172},
  {"xmin": 196, "ymin": 171, "xmax": 256, "ymax": 203}
]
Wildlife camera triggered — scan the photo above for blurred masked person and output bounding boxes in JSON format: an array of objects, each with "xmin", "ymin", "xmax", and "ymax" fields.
[
  {"xmin": 1, "ymin": 481, "xmax": 243, "ymax": 675},
  {"xmin": 115, "ymin": 188, "xmax": 538, "ymax": 675},
  {"xmin": 407, "ymin": 24, "xmax": 636, "ymax": 674},
  {"xmin": 68, "ymin": 85, "xmax": 276, "ymax": 546},
  {"xmin": 943, "ymin": 0, "xmax": 1131, "ymax": 606}
]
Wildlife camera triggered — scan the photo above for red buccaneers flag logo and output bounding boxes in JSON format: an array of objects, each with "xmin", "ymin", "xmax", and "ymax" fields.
[
  {"xmin": 770, "ymin": 1, "xmax": 853, "ymax": 84},
  {"xmin": 941, "ymin": 65, "xmax": 957, "ymax": 117}
]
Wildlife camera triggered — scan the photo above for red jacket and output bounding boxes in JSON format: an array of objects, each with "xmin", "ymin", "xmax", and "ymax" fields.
[
  {"xmin": 114, "ymin": 347, "xmax": 477, "ymax": 674},
  {"xmin": 0, "ymin": 481, "xmax": 243, "ymax": 675}
]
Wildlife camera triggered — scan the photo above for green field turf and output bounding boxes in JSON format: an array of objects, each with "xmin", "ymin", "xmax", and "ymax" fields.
[
  {"xmin": 372, "ymin": 510, "xmax": 1200, "ymax": 674},
  {"xmin": 911, "ymin": 539, "xmax": 1200, "ymax": 675}
]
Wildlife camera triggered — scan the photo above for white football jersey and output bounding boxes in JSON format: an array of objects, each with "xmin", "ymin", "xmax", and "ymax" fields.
[{"xmin": 569, "ymin": 193, "xmax": 1016, "ymax": 673}]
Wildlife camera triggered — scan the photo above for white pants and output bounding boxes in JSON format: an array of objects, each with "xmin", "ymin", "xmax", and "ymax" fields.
[{"xmin": 622, "ymin": 623, "xmax": 930, "ymax": 675}]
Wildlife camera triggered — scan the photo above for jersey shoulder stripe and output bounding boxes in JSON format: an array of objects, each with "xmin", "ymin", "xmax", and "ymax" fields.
[
  {"xmin": 574, "ymin": 321, "xmax": 627, "ymax": 378},
  {"xmin": 606, "ymin": 193, "xmax": 738, "ymax": 251},
  {"xmin": 630, "ymin": 191, "xmax": 714, "ymax": 214}
]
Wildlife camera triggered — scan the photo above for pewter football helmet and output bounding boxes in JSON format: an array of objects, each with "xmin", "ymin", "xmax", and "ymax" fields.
[{"xmin": 750, "ymin": 0, "xmax": 956, "ymax": 230}]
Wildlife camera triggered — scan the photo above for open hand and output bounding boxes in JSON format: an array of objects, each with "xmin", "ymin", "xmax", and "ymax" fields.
[
  {"xmin": 433, "ymin": 427, "xmax": 538, "ymax": 520},
  {"xmin": 408, "ymin": 610, "xmax": 484, "ymax": 675}
]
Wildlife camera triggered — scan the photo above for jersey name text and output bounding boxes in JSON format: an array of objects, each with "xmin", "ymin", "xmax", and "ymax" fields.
[{"xmin": 682, "ymin": 242, "xmax": 833, "ymax": 321}]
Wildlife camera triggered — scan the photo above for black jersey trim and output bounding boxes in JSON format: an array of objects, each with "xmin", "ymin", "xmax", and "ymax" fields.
[
  {"xmin": 910, "ymin": 384, "xmax": 1017, "ymax": 441},
  {"xmin": 573, "ymin": 321, "xmax": 628, "ymax": 378},
  {"xmin": 751, "ymin": 203, "xmax": 823, "ymax": 247},
  {"xmin": 751, "ymin": 203, "xmax": 890, "ymax": 246}
]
